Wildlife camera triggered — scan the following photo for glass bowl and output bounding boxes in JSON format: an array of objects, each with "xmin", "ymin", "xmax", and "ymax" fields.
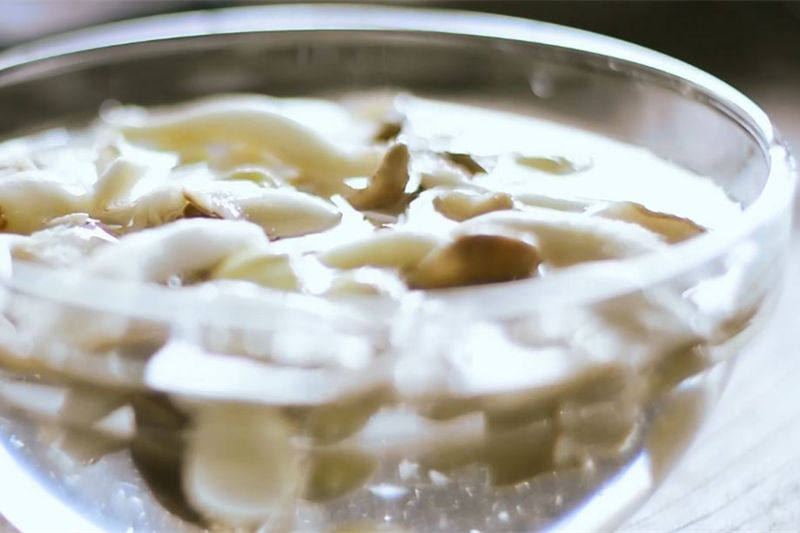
[{"xmin": 0, "ymin": 4, "xmax": 793, "ymax": 532}]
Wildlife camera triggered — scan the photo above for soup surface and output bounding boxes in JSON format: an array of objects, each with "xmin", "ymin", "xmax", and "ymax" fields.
[{"xmin": 0, "ymin": 93, "xmax": 737, "ymax": 295}]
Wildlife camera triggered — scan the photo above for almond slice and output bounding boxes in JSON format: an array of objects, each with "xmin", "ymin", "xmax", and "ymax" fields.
[
  {"xmin": 305, "ymin": 449, "xmax": 377, "ymax": 502},
  {"xmin": 183, "ymin": 405, "xmax": 302, "ymax": 526},
  {"xmin": 183, "ymin": 181, "xmax": 342, "ymax": 239},
  {"xmin": 0, "ymin": 172, "xmax": 86, "ymax": 234},
  {"xmin": 433, "ymin": 190, "xmax": 513, "ymax": 221},
  {"xmin": 372, "ymin": 120, "xmax": 403, "ymax": 143},
  {"xmin": 514, "ymin": 154, "xmax": 591, "ymax": 175},
  {"xmin": 320, "ymin": 231, "xmax": 442, "ymax": 270},
  {"xmin": 406, "ymin": 233, "xmax": 540, "ymax": 289},
  {"xmin": 347, "ymin": 143, "xmax": 409, "ymax": 210},
  {"xmin": 460, "ymin": 210, "xmax": 665, "ymax": 267},
  {"xmin": 211, "ymin": 248, "xmax": 298, "ymax": 290},
  {"xmin": 110, "ymin": 100, "xmax": 382, "ymax": 183},
  {"xmin": 93, "ymin": 157, "xmax": 146, "ymax": 210},
  {"xmin": 85, "ymin": 218, "xmax": 266, "ymax": 282},
  {"xmin": 445, "ymin": 152, "xmax": 487, "ymax": 175},
  {"xmin": 596, "ymin": 201, "xmax": 704, "ymax": 243}
]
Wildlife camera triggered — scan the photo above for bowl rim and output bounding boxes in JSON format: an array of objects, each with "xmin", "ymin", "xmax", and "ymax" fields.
[{"xmin": 0, "ymin": 3, "xmax": 794, "ymax": 324}]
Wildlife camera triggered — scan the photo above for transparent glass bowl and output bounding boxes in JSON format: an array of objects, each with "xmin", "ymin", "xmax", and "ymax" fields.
[{"xmin": 0, "ymin": 5, "xmax": 794, "ymax": 533}]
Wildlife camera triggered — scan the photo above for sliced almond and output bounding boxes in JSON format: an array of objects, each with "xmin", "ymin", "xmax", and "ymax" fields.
[
  {"xmin": 183, "ymin": 405, "xmax": 302, "ymax": 526},
  {"xmin": 0, "ymin": 173, "xmax": 86, "ymax": 234},
  {"xmin": 433, "ymin": 190, "xmax": 513, "ymax": 221},
  {"xmin": 320, "ymin": 231, "xmax": 442, "ymax": 270},
  {"xmin": 324, "ymin": 268, "xmax": 407, "ymax": 298},
  {"xmin": 100, "ymin": 183, "xmax": 188, "ymax": 230},
  {"xmin": 183, "ymin": 181, "xmax": 342, "ymax": 239},
  {"xmin": 406, "ymin": 233, "xmax": 541, "ymax": 289},
  {"xmin": 596, "ymin": 201, "xmax": 704, "ymax": 243},
  {"xmin": 110, "ymin": 100, "xmax": 382, "ymax": 183},
  {"xmin": 347, "ymin": 143, "xmax": 409, "ymax": 210},
  {"xmin": 12, "ymin": 215, "xmax": 117, "ymax": 267},
  {"xmin": 515, "ymin": 192, "xmax": 590, "ymax": 213},
  {"xmin": 222, "ymin": 166, "xmax": 283, "ymax": 186},
  {"xmin": 305, "ymin": 449, "xmax": 377, "ymax": 502},
  {"xmin": 444, "ymin": 152, "xmax": 487, "ymax": 175},
  {"xmin": 211, "ymin": 248, "xmax": 298, "ymax": 290},
  {"xmin": 460, "ymin": 210, "xmax": 666, "ymax": 267},
  {"xmin": 85, "ymin": 218, "xmax": 266, "ymax": 282},
  {"xmin": 372, "ymin": 120, "xmax": 403, "ymax": 143},
  {"xmin": 514, "ymin": 154, "xmax": 591, "ymax": 175},
  {"xmin": 93, "ymin": 157, "xmax": 146, "ymax": 210},
  {"xmin": 307, "ymin": 388, "xmax": 388, "ymax": 445}
]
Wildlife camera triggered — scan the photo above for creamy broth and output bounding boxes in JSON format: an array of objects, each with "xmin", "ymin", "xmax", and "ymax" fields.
[
  {"xmin": 0, "ymin": 93, "xmax": 734, "ymax": 296},
  {"xmin": 0, "ymin": 93, "xmax": 743, "ymax": 529}
]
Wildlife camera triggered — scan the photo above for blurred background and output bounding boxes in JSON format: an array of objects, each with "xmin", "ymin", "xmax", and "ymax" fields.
[{"xmin": 1, "ymin": 1, "xmax": 799, "ymax": 149}]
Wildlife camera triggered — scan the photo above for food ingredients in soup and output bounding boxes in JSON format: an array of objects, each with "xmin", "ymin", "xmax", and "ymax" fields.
[
  {"xmin": 0, "ymin": 92, "xmax": 747, "ymax": 528},
  {"xmin": 0, "ymin": 93, "xmax": 737, "ymax": 295}
]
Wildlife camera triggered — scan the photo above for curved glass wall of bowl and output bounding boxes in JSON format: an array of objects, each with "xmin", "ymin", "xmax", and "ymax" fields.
[{"xmin": 0, "ymin": 5, "xmax": 794, "ymax": 533}]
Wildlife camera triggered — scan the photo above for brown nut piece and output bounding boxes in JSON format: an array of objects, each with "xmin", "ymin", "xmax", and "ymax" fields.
[
  {"xmin": 597, "ymin": 201, "xmax": 704, "ymax": 243},
  {"xmin": 372, "ymin": 120, "xmax": 403, "ymax": 143},
  {"xmin": 484, "ymin": 419, "xmax": 556, "ymax": 486},
  {"xmin": 445, "ymin": 152, "xmax": 487, "ymax": 175},
  {"xmin": 433, "ymin": 190, "xmax": 513, "ymax": 222},
  {"xmin": 406, "ymin": 233, "xmax": 540, "ymax": 289},
  {"xmin": 304, "ymin": 449, "xmax": 377, "ymax": 502},
  {"xmin": 347, "ymin": 143, "xmax": 409, "ymax": 210},
  {"xmin": 514, "ymin": 154, "xmax": 590, "ymax": 175}
]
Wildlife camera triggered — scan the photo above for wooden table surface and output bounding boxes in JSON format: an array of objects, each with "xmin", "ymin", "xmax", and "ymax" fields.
[
  {"xmin": 618, "ymin": 89, "xmax": 800, "ymax": 533},
  {"xmin": 619, "ymin": 248, "xmax": 800, "ymax": 532}
]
